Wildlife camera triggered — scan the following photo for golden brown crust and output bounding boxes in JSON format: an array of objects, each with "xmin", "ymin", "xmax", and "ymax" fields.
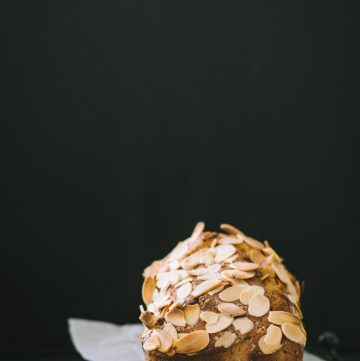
[{"xmin": 141, "ymin": 223, "xmax": 305, "ymax": 361}]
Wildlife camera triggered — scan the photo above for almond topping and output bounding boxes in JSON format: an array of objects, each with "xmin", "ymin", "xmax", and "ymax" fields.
[
  {"xmin": 272, "ymin": 261, "xmax": 290, "ymax": 283},
  {"xmin": 221, "ymin": 270, "xmax": 255, "ymax": 280},
  {"xmin": 219, "ymin": 284, "xmax": 249, "ymax": 302},
  {"xmin": 143, "ymin": 334, "xmax": 160, "ymax": 351},
  {"xmin": 240, "ymin": 285, "xmax": 265, "ymax": 305},
  {"xmin": 220, "ymin": 223, "xmax": 246, "ymax": 238},
  {"xmin": 176, "ymin": 282, "xmax": 192, "ymax": 300},
  {"xmin": 163, "ymin": 323, "xmax": 178, "ymax": 341},
  {"xmin": 263, "ymin": 246, "xmax": 282, "ymax": 263},
  {"xmin": 191, "ymin": 279, "xmax": 222, "ymax": 298},
  {"xmin": 165, "ymin": 309, "xmax": 186, "ymax": 327},
  {"xmin": 258, "ymin": 335, "xmax": 282, "ymax": 355},
  {"xmin": 281, "ymin": 323, "xmax": 306, "ymax": 346},
  {"xmin": 248, "ymin": 294, "xmax": 270, "ymax": 317},
  {"xmin": 230, "ymin": 262, "xmax": 259, "ymax": 271},
  {"xmin": 215, "ymin": 245, "xmax": 237, "ymax": 263},
  {"xmin": 174, "ymin": 277, "xmax": 193, "ymax": 288},
  {"xmin": 152, "ymin": 329, "xmax": 173, "ymax": 353},
  {"xmin": 218, "ymin": 236, "xmax": 243, "ymax": 245},
  {"xmin": 139, "ymin": 311, "xmax": 157, "ymax": 328},
  {"xmin": 233, "ymin": 317, "xmax": 254, "ymax": 334},
  {"xmin": 214, "ymin": 331, "xmax": 237, "ymax": 348},
  {"xmin": 224, "ymin": 254, "xmax": 239, "ymax": 263},
  {"xmin": 200, "ymin": 311, "xmax": 219, "ymax": 324},
  {"xmin": 208, "ymin": 283, "xmax": 226, "ymax": 296},
  {"xmin": 184, "ymin": 304, "xmax": 200, "ymax": 326},
  {"xmin": 264, "ymin": 325, "xmax": 282, "ymax": 350},
  {"xmin": 244, "ymin": 236, "xmax": 264, "ymax": 250},
  {"xmin": 249, "ymin": 249, "xmax": 268, "ymax": 265},
  {"xmin": 205, "ymin": 314, "xmax": 234, "ymax": 334},
  {"xmin": 218, "ymin": 302, "xmax": 246, "ymax": 317},
  {"xmin": 142, "ymin": 277, "xmax": 156, "ymax": 305},
  {"xmin": 268, "ymin": 311, "xmax": 301, "ymax": 326},
  {"xmin": 173, "ymin": 330, "xmax": 210, "ymax": 354}
]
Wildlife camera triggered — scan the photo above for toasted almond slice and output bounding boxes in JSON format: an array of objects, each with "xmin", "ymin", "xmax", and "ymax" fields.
[
  {"xmin": 165, "ymin": 309, "xmax": 186, "ymax": 327},
  {"xmin": 219, "ymin": 284, "xmax": 249, "ymax": 302},
  {"xmin": 160, "ymin": 303, "xmax": 172, "ymax": 318},
  {"xmin": 169, "ymin": 259, "xmax": 180, "ymax": 271},
  {"xmin": 261, "ymin": 273, "xmax": 270, "ymax": 281},
  {"xmin": 157, "ymin": 272, "xmax": 180, "ymax": 288},
  {"xmin": 258, "ymin": 335, "xmax": 282, "ymax": 354},
  {"xmin": 221, "ymin": 270, "xmax": 255, "ymax": 280},
  {"xmin": 214, "ymin": 331, "xmax": 237, "ymax": 348},
  {"xmin": 173, "ymin": 330, "xmax": 210, "ymax": 354},
  {"xmin": 220, "ymin": 223, "xmax": 246, "ymax": 238},
  {"xmin": 200, "ymin": 311, "xmax": 219, "ymax": 324},
  {"xmin": 197, "ymin": 272, "xmax": 221, "ymax": 281},
  {"xmin": 263, "ymin": 246, "xmax": 282, "ymax": 263},
  {"xmin": 218, "ymin": 302, "xmax": 246, "ymax": 317},
  {"xmin": 176, "ymin": 282, "xmax": 192, "ymax": 300},
  {"xmin": 152, "ymin": 329, "xmax": 173, "ymax": 353},
  {"xmin": 163, "ymin": 323, "xmax": 178, "ymax": 341},
  {"xmin": 188, "ymin": 268, "xmax": 208, "ymax": 276},
  {"xmin": 218, "ymin": 236, "xmax": 243, "ymax": 245},
  {"xmin": 244, "ymin": 236, "xmax": 264, "ymax": 250},
  {"xmin": 205, "ymin": 314, "xmax": 234, "ymax": 334},
  {"xmin": 272, "ymin": 262, "xmax": 289, "ymax": 283},
  {"xmin": 249, "ymin": 249, "xmax": 267, "ymax": 265},
  {"xmin": 268, "ymin": 311, "xmax": 301, "ymax": 326},
  {"xmin": 282, "ymin": 323, "xmax": 306, "ymax": 346},
  {"xmin": 208, "ymin": 264, "xmax": 222, "ymax": 273},
  {"xmin": 208, "ymin": 283, "xmax": 226, "ymax": 296},
  {"xmin": 174, "ymin": 277, "xmax": 193, "ymax": 288},
  {"xmin": 169, "ymin": 300, "xmax": 184, "ymax": 311},
  {"xmin": 184, "ymin": 304, "xmax": 200, "ymax": 326},
  {"xmin": 155, "ymin": 295, "xmax": 171, "ymax": 309},
  {"xmin": 191, "ymin": 279, "xmax": 222, "ymax": 298},
  {"xmin": 223, "ymin": 254, "xmax": 239, "ymax": 264},
  {"xmin": 233, "ymin": 317, "xmax": 254, "ymax": 334},
  {"xmin": 139, "ymin": 311, "xmax": 158, "ymax": 328},
  {"xmin": 248, "ymin": 294, "xmax": 270, "ymax": 317},
  {"xmin": 178, "ymin": 333, "xmax": 188, "ymax": 338},
  {"xmin": 143, "ymin": 334, "xmax": 160, "ymax": 351},
  {"xmin": 300, "ymin": 322, "xmax": 307, "ymax": 336},
  {"xmin": 230, "ymin": 261, "xmax": 259, "ymax": 272},
  {"xmin": 215, "ymin": 245, "xmax": 237, "ymax": 263},
  {"xmin": 239, "ymin": 285, "xmax": 265, "ymax": 305},
  {"xmin": 264, "ymin": 325, "xmax": 282, "ymax": 349},
  {"xmin": 142, "ymin": 277, "xmax": 156, "ymax": 305}
]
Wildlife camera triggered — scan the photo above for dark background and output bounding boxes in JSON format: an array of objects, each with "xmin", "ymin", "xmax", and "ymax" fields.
[{"xmin": 1, "ymin": 0, "xmax": 359, "ymax": 359}]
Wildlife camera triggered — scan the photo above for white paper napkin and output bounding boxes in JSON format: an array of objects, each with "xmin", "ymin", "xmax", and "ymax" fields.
[{"xmin": 68, "ymin": 319, "xmax": 323, "ymax": 361}]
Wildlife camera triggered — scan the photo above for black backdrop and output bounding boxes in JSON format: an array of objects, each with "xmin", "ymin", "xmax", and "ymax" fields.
[{"xmin": 1, "ymin": 0, "xmax": 359, "ymax": 357}]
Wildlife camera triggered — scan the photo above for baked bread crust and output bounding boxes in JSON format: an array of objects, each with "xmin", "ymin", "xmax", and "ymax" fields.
[{"xmin": 140, "ymin": 223, "xmax": 306, "ymax": 361}]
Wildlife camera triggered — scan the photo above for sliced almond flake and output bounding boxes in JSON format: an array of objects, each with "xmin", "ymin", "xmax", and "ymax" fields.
[
  {"xmin": 281, "ymin": 322, "xmax": 306, "ymax": 346},
  {"xmin": 221, "ymin": 269, "xmax": 255, "ymax": 280},
  {"xmin": 152, "ymin": 289, "xmax": 161, "ymax": 303},
  {"xmin": 200, "ymin": 311, "xmax": 219, "ymax": 324},
  {"xmin": 244, "ymin": 236, "xmax": 265, "ymax": 250},
  {"xmin": 169, "ymin": 260, "xmax": 180, "ymax": 271},
  {"xmin": 218, "ymin": 236, "xmax": 243, "ymax": 245},
  {"xmin": 158, "ymin": 262, "xmax": 169, "ymax": 274},
  {"xmin": 249, "ymin": 249, "xmax": 268, "ymax": 265},
  {"xmin": 258, "ymin": 335, "xmax": 282, "ymax": 355},
  {"xmin": 248, "ymin": 294, "xmax": 270, "ymax": 317},
  {"xmin": 220, "ymin": 223, "xmax": 246, "ymax": 238},
  {"xmin": 188, "ymin": 268, "xmax": 208, "ymax": 276},
  {"xmin": 223, "ymin": 254, "xmax": 239, "ymax": 264},
  {"xmin": 208, "ymin": 263, "xmax": 222, "ymax": 273},
  {"xmin": 160, "ymin": 303, "xmax": 172, "ymax": 318},
  {"xmin": 268, "ymin": 311, "xmax": 301, "ymax": 326},
  {"xmin": 214, "ymin": 331, "xmax": 237, "ymax": 348},
  {"xmin": 142, "ymin": 277, "xmax": 156, "ymax": 305},
  {"xmin": 169, "ymin": 300, "xmax": 184, "ymax": 311},
  {"xmin": 174, "ymin": 277, "xmax": 193, "ymax": 288},
  {"xmin": 139, "ymin": 311, "xmax": 158, "ymax": 328},
  {"xmin": 181, "ymin": 248, "xmax": 214, "ymax": 269},
  {"xmin": 147, "ymin": 303, "xmax": 158, "ymax": 314},
  {"xmin": 173, "ymin": 330, "xmax": 210, "ymax": 354},
  {"xmin": 219, "ymin": 284, "xmax": 249, "ymax": 302},
  {"xmin": 218, "ymin": 302, "xmax": 246, "ymax": 317},
  {"xmin": 208, "ymin": 283, "xmax": 226, "ymax": 296},
  {"xmin": 215, "ymin": 244, "xmax": 237, "ymax": 263},
  {"xmin": 239, "ymin": 285, "xmax": 265, "ymax": 305},
  {"xmin": 165, "ymin": 349, "xmax": 176, "ymax": 357},
  {"xmin": 152, "ymin": 329, "xmax": 173, "ymax": 353},
  {"xmin": 155, "ymin": 295, "xmax": 171, "ymax": 309},
  {"xmin": 168, "ymin": 241, "xmax": 189, "ymax": 262},
  {"xmin": 184, "ymin": 304, "xmax": 200, "ymax": 326},
  {"xmin": 261, "ymin": 273, "xmax": 270, "ymax": 281},
  {"xmin": 143, "ymin": 260, "xmax": 162, "ymax": 279},
  {"xmin": 163, "ymin": 323, "xmax": 178, "ymax": 341},
  {"xmin": 233, "ymin": 317, "xmax": 254, "ymax": 334},
  {"xmin": 300, "ymin": 322, "xmax": 307, "ymax": 336},
  {"xmin": 143, "ymin": 334, "xmax": 160, "ymax": 351},
  {"xmin": 165, "ymin": 309, "xmax": 186, "ymax": 327},
  {"xmin": 264, "ymin": 325, "xmax": 282, "ymax": 350},
  {"xmin": 185, "ymin": 222, "xmax": 206, "ymax": 255},
  {"xmin": 272, "ymin": 262, "xmax": 289, "ymax": 284},
  {"xmin": 191, "ymin": 279, "xmax": 222, "ymax": 298},
  {"xmin": 205, "ymin": 314, "xmax": 234, "ymax": 334},
  {"xmin": 263, "ymin": 246, "xmax": 282, "ymax": 263},
  {"xmin": 178, "ymin": 333, "xmax": 188, "ymax": 338},
  {"xmin": 157, "ymin": 272, "xmax": 180, "ymax": 289},
  {"xmin": 176, "ymin": 282, "xmax": 192, "ymax": 300},
  {"xmin": 197, "ymin": 272, "xmax": 221, "ymax": 281},
  {"xmin": 230, "ymin": 262, "xmax": 259, "ymax": 271}
]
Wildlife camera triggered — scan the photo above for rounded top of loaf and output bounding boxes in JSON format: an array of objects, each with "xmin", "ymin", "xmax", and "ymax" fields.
[{"xmin": 140, "ymin": 222, "xmax": 306, "ymax": 360}]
